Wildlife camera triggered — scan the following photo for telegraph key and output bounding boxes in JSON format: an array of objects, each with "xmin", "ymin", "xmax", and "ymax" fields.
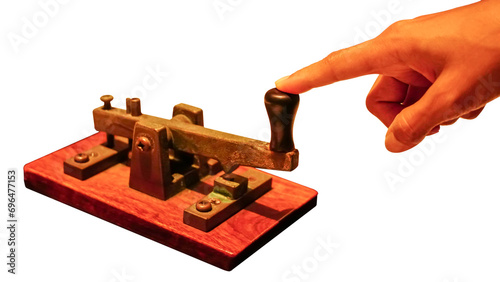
[{"xmin": 24, "ymin": 88, "xmax": 317, "ymax": 270}]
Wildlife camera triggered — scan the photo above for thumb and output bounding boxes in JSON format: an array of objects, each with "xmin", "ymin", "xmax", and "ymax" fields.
[{"xmin": 385, "ymin": 76, "xmax": 460, "ymax": 152}]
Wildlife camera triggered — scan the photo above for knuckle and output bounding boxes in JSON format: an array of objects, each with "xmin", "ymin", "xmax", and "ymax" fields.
[
  {"xmin": 427, "ymin": 87, "xmax": 464, "ymax": 121},
  {"xmin": 461, "ymin": 114, "xmax": 478, "ymax": 120},
  {"xmin": 440, "ymin": 118, "xmax": 459, "ymax": 126},
  {"xmin": 461, "ymin": 107, "xmax": 484, "ymax": 120},
  {"xmin": 379, "ymin": 19, "xmax": 418, "ymax": 59},
  {"xmin": 365, "ymin": 94, "xmax": 378, "ymax": 115},
  {"xmin": 383, "ymin": 19, "xmax": 411, "ymax": 36},
  {"xmin": 440, "ymin": 90, "xmax": 479, "ymax": 119}
]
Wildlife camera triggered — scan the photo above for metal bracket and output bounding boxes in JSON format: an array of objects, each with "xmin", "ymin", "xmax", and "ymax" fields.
[
  {"xmin": 63, "ymin": 138, "xmax": 129, "ymax": 180},
  {"xmin": 183, "ymin": 169, "xmax": 272, "ymax": 232},
  {"xmin": 129, "ymin": 120, "xmax": 174, "ymax": 200}
]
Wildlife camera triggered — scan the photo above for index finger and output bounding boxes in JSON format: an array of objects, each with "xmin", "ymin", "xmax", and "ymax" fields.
[{"xmin": 275, "ymin": 38, "xmax": 397, "ymax": 94}]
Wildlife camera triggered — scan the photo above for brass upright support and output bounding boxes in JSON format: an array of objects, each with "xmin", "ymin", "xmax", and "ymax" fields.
[{"xmin": 129, "ymin": 121, "xmax": 173, "ymax": 200}]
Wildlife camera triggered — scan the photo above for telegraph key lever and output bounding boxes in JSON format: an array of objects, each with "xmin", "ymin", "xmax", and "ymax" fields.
[{"xmin": 91, "ymin": 92, "xmax": 299, "ymax": 174}]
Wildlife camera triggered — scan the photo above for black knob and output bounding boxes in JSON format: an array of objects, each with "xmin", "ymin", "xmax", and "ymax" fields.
[{"xmin": 264, "ymin": 88, "xmax": 300, "ymax": 152}]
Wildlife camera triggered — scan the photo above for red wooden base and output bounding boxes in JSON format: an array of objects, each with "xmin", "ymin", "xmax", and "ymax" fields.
[{"xmin": 24, "ymin": 133, "xmax": 317, "ymax": 270}]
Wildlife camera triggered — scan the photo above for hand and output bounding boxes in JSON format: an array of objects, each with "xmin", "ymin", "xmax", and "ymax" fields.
[{"xmin": 275, "ymin": 0, "xmax": 500, "ymax": 152}]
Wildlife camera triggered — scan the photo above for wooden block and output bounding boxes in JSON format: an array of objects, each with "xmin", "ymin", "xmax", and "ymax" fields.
[{"xmin": 24, "ymin": 133, "xmax": 318, "ymax": 270}]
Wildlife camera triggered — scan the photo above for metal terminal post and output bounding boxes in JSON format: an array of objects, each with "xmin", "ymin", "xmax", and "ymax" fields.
[
  {"xmin": 100, "ymin": 95, "xmax": 113, "ymax": 110},
  {"xmin": 129, "ymin": 98, "xmax": 141, "ymax": 116}
]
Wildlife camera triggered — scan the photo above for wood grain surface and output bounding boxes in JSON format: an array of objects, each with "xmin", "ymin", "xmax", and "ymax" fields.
[{"xmin": 24, "ymin": 133, "xmax": 317, "ymax": 270}]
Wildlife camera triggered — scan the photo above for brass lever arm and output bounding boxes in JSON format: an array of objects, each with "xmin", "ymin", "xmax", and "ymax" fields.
[{"xmin": 93, "ymin": 106, "xmax": 298, "ymax": 173}]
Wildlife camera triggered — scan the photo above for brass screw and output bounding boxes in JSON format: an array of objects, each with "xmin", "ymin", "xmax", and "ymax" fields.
[
  {"xmin": 74, "ymin": 153, "xmax": 90, "ymax": 163},
  {"xmin": 135, "ymin": 136, "xmax": 152, "ymax": 152},
  {"xmin": 196, "ymin": 200, "xmax": 212, "ymax": 212}
]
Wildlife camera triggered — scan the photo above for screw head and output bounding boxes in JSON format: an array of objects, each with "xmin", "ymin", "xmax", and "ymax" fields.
[
  {"xmin": 100, "ymin": 95, "xmax": 114, "ymax": 109},
  {"xmin": 196, "ymin": 200, "xmax": 212, "ymax": 212},
  {"xmin": 74, "ymin": 153, "xmax": 90, "ymax": 163},
  {"xmin": 100, "ymin": 94, "xmax": 113, "ymax": 103},
  {"xmin": 135, "ymin": 136, "xmax": 152, "ymax": 152}
]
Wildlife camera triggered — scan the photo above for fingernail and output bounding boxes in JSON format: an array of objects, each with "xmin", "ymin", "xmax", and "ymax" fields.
[
  {"xmin": 275, "ymin": 75, "xmax": 290, "ymax": 87},
  {"xmin": 385, "ymin": 131, "xmax": 409, "ymax": 153}
]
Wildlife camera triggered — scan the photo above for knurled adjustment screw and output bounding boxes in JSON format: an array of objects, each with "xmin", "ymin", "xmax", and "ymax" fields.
[
  {"xmin": 74, "ymin": 153, "xmax": 90, "ymax": 163},
  {"xmin": 196, "ymin": 200, "xmax": 212, "ymax": 212},
  {"xmin": 100, "ymin": 95, "xmax": 114, "ymax": 110},
  {"xmin": 135, "ymin": 136, "xmax": 152, "ymax": 152}
]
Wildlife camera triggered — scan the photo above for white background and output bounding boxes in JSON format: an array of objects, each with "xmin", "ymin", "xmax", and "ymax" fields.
[{"xmin": 1, "ymin": 0, "xmax": 499, "ymax": 281}]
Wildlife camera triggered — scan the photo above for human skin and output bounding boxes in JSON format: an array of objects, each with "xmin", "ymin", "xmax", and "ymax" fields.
[{"xmin": 275, "ymin": 0, "xmax": 500, "ymax": 152}]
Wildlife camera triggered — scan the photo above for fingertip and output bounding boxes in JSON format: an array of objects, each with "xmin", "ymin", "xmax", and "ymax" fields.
[
  {"xmin": 275, "ymin": 75, "xmax": 292, "ymax": 92},
  {"xmin": 275, "ymin": 75, "xmax": 289, "ymax": 87},
  {"xmin": 385, "ymin": 131, "xmax": 412, "ymax": 153},
  {"xmin": 385, "ymin": 126, "xmax": 438, "ymax": 152},
  {"xmin": 275, "ymin": 74, "xmax": 307, "ymax": 94}
]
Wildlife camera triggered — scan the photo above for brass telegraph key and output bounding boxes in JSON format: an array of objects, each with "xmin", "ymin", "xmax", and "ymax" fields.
[{"xmin": 24, "ymin": 87, "xmax": 316, "ymax": 270}]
